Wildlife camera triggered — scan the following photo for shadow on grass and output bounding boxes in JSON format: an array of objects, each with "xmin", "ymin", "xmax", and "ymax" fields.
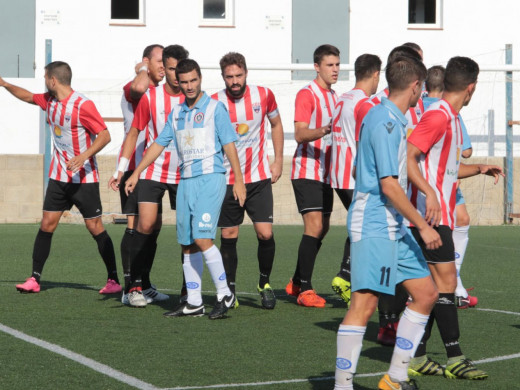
[
  {"xmin": 8, "ymin": 280, "xmax": 99, "ymax": 293},
  {"xmin": 308, "ymin": 373, "xmax": 372, "ymax": 390}
]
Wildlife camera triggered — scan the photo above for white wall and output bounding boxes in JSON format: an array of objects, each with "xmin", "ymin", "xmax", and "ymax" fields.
[{"xmin": 1, "ymin": 0, "xmax": 520, "ymax": 157}]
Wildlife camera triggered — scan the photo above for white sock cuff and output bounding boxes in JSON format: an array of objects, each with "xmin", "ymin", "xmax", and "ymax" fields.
[
  {"xmin": 402, "ymin": 308, "xmax": 430, "ymax": 326},
  {"xmin": 454, "ymin": 225, "xmax": 470, "ymax": 234},
  {"xmin": 338, "ymin": 324, "xmax": 366, "ymax": 336}
]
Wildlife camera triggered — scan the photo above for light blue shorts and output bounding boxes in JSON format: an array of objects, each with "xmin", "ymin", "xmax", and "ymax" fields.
[
  {"xmin": 351, "ymin": 230, "xmax": 429, "ymax": 295},
  {"xmin": 455, "ymin": 187, "xmax": 465, "ymax": 205},
  {"xmin": 176, "ymin": 173, "xmax": 226, "ymax": 246}
]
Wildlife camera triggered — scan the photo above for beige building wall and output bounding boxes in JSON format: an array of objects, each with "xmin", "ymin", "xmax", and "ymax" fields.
[{"xmin": 0, "ymin": 154, "xmax": 517, "ymax": 226}]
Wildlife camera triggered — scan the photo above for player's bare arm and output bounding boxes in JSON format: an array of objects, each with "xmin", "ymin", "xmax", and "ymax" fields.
[
  {"xmin": 67, "ymin": 129, "xmax": 111, "ymax": 173},
  {"xmin": 458, "ymin": 163, "xmax": 504, "ymax": 184},
  {"xmin": 108, "ymin": 127, "xmax": 140, "ymax": 191},
  {"xmin": 407, "ymin": 142, "xmax": 442, "ymax": 226},
  {"xmin": 130, "ymin": 59, "xmax": 152, "ymax": 101},
  {"xmin": 124, "ymin": 141, "xmax": 165, "ymax": 195},
  {"xmin": 380, "ymin": 175, "xmax": 442, "ymax": 250},
  {"xmin": 0, "ymin": 76, "xmax": 35, "ymax": 104},
  {"xmin": 223, "ymin": 142, "xmax": 246, "ymax": 207},
  {"xmin": 269, "ymin": 114, "xmax": 284, "ymax": 183},
  {"xmin": 294, "ymin": 121, "xmax": 331, "ymax": 144}
]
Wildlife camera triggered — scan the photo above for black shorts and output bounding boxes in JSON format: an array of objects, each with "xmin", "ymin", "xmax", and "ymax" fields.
[
  {"xmin": 218, "ymin": 179, "xmax": 273, "ymax": 227},
  {"xmin": 410, "ymin": 225, "xmax": 455, "ymax": 263},
  {"xmin": 334, "ymin": 188, "xmax": 354, "ymax": 210},
  {"xmin": 43, "ymin": 178, "xmax": 102, "ymax": 219},
  {"xmin": 137, "ymin": 179, "xmax": 178, "ymax": 214},
  {"xmin": 119, "ymin": 171, "xmax": 138, "ymax": 215},
  {"xmin": 291, "ymin": 179, "xmax": 333, "ymax": 215}
]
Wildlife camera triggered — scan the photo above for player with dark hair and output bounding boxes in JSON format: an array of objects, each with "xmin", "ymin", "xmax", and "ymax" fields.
[
  {"xmin": 287, "ymin": 44, "xmax": 340, "ymax": 307},
  {"xmin": 112, "ymin": 45, "xmax": 189, "ymax": 307},
  {"xmin": 126, "ymin": 59, "xmax": 246, "ymax": 319},
  {"xmin": 0, "ymin": 62, "xmax": 121, "ymax": 295},
  {"xmin": 407, "ymin": 56, "xmax": 502, "ymax": 380},
  {"xmin": 213, "ymin": 52, "xmax": 284, "ymax": 309},
  {"xmin": 335, "ymin": 55, "xmax": 440, "ymax": 390},
  {"xmin": 330, "ymin": 54, "xmax": 382, "ymax": 304}
]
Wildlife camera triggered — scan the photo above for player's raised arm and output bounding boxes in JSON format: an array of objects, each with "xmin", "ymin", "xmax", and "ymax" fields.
[
  {"xmin": 0, "ymin": 76, "xmax": 35, "ymax": 104},
  {"xmin": 269, "ymin": 113, "xmax": 284, "ymax": 183}
]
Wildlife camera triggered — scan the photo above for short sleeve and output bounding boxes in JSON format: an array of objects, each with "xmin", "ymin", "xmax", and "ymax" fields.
[
  {"xmin": 355, "ymin": 100, "xmax": 374, "ymax": 141},
  {"xmin": 131, "ymin": 94, "xmax": 151, "ymax": 131},
  {"xmin": 266, "ymin": 88, "xmax": 279, "ymax": 119},
  {"xmin": 33, "ymin": 93, "xmax": 51, "ymax": 111},
  {"xmin": 371, "ymin": 122, "xmax": 400, "ymax": 179},
  {"xmin": 459, "ymin": 116, "xmax": 472, "ymax": 151},
  {"xmin": 79, "ymin": 100, "xmax": 107, "ymax": 135},
  {"xmin": 294, "ymin": 89, "xmax": 315, "ymax": 124},
  {"xmin": 214, "ymin": 102, "xmax": 238, "ymax": 146},
  {"xmin": 407, "ymin": 109, "xmax": 448, "ymax": 154},
  {"xmin": 155, "ymin": 111, "xmax": 175, "ymax": 147}
]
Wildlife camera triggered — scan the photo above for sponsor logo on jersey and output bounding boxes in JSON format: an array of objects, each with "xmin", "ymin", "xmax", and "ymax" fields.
[
  {"xmin": 385, "ymin": 121, "xmax": 395, "ymax": 133},
  {"xmin": 252, "ymin": 102, "xmax": 261, "ymax": 113},
  {"xmin": 237, "ymin": 123, "xmax": 249, "ymax": 136},
  {"xmin": 194, "ymin": 112, "xmax": 204, "ymax": 124},
  {"xmin": 54, "ymin": 126, "xmax": 62, "ymax": 138},
  {"xmin": 336, "ymin": 358, "xmax": 352, "ymax": 370},
  {"xmin": 396, "ymin": 337, "xmax": 413, "ymax": 350}
]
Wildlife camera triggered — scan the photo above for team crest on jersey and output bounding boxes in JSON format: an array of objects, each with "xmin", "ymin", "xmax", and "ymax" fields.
[
  {"xmin": 64, "ymin": 114, "xmax": 71, "ymax": 123},
  {"xmin": 54, "ymin": 125, "xmax": 62, "ymax": 138},
  {"xmin": 252, "ymin": 102, "xmax": 261, "ymax": 113},
  {"xmin": 194, "ymin": 112, "xmax": 204, "ymax": 124}
]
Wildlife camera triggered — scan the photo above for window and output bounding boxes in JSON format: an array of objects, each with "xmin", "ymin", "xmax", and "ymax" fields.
[
  {"xmin": 408, "ymin": 0, "xmax": 442, "ymax": 29},
  {"xmin": 199, "ymin": 0, "xmax": 235, "ymax": 27},
  {"xmin": 110, "ymin": 0, "xmax": 145, "ymax": 26}
]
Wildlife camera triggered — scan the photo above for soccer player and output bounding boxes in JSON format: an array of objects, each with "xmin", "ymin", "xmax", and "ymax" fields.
[
  {"xmin": 407, "ymin": 57, "xmax": 503, "ymax": 379},
  {"xmin": 0, "ymin": 62, "xmax": 121, "ymax": 294},
  {"xmin": 125, "ymin": 59, "xmax": 246, "ymax": 319},
  {"xmin": 212, "ymin": 52, "xmax": 284, "ymax": 310},
  {"xmin": 330, "ymin": 53, "xmax": 381, "ymax": 305},
  {"xmin": 352, "ymin": 44, "xmax": 424, "ymax": 347},
  {"xmin": 334, "ymin": 55, "xmax": 440, "ymax": 390},
  {"xmin": 108, "ymin": 44, "xmax": 165, "ymax": 300},
  {"xmin": 112, "ymin": 45, "xmax": 189, "ymax": 307},
  {"xmin": 287, "ymin": 44, "xmax": 339, "ymax": 308},
  {"xmin": 423, "ymin": 65, "xmax": 478, "ymax": 309}
]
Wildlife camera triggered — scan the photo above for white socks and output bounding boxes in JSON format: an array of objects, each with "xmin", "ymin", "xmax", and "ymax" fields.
[
  {"xmin": 453, "ymin": 225, "xmax": 470, "ymax": 297},
  {"xmin": 183, "ymin": 252, "xmax": 204, "ymax": 306},
  {"xmin": 203, "ymin": 245, "xmax": 232, "ymax": 299},
  {"xmin": 387, "ymin": 308, "xmax": 429, "ymax": 382},
  {"xmin": 335, "ymin": 324, "xmax": 365, "ymax": 390}
]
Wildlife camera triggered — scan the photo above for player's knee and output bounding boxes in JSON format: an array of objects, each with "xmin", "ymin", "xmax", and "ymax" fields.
[{"xmin": 256, "ymin": 231, "xmax": 273, "ymax": 241}]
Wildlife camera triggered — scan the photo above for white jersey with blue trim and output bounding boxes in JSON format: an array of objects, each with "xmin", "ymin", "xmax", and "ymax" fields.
[
  {"xmin": 155, "ymin": 92, "xmax": 238, "ymax": 179},
  {"xmin": 347, "ymin": 98, "xmax": 408, "ymax": 242}
]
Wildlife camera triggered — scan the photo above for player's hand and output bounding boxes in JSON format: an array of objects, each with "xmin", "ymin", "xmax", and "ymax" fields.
[
  {"xmin": 321, "ymin": 123, "xmax": 332, "ymax": 138},
  {"xmin": 108, "ymin": 171, "xmax": 124, "ymax": 191},
  {"xmin": 418, "ymin": 224, "xmax": 442, "ymax": 250},
  {"xmin": 424, "ymin": 192, "xmax": 441, "ymax": 226},
  {"xmin": 125, "ymin": 173, "xmax": 139, "ymax": 196},
  {"xmin": 66, "ymin": 155, "xmax": 86, "ymax": 173},
  {"xmin": 479, "ymin": 164, "xmax": 504, "ymax": 184},
  {"xmin": 134, "ymin": 59, "xmax": 149, "ymax": 74},
  {"xmin": 270, "ymin": 160, "xmax": 283, "ymax": 184},
  {"xmin": 233, "ymin": 181, "xmax": 246, "ymax": 207}
]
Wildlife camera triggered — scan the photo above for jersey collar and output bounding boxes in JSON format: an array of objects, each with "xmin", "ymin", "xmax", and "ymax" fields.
[{"xmin": 380, "ymin": 97, "xmax": 407, "ymax": 127}]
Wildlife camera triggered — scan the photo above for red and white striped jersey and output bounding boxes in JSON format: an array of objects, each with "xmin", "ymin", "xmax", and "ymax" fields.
[
  {"xmin": 330, "ymin": 88, "xmax": 368, "ymax": 189},
  {"xmin": 291, "ymin": 80, "xmax": 338, "ymax": 183},
  {"xmin": 118, "ymin": 82, "xmax": 147, "ymax": 171},
  {"xmin": 407, "ymin": 99, "xmax": 463, "ymax": 229},
  {"xmin": 355, "ymin": 88, "xmax": 425, "ymax": 142},
  {"xmin": 33, "ymin": 91, "xmax": 106, "ymax": 184},
  {"xmin": 211, "ymin": 85, "xmax": 279, "ymax": 184},
  {"xmin": 131, "ymin": 85, "xmax": 185, "ymax": 184}
]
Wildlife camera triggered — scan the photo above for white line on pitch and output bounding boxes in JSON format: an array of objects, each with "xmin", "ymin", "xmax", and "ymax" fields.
[
  {"xmin": 477, "ymin": 308, "xmax": 520, "ymax": 316},
  {"xmin": 160, "ymin": 352, "xmax": 520, "ymax": 389},
  {"xmin": 0, "ymin": 323, "xmax": 159, "ymax": 390}
]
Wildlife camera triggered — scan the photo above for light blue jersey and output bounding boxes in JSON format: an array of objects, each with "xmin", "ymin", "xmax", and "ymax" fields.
[
  {"xmin": 423, "ymin": 96, "xmax": 472, "ymax": 151},
  {"xmin": 156, "ymin": 92, "xmax": 237, "ymax": 178},
  {"xmin": 347, "ymin": 98, "xmax": 408, "ymax": 242}
]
